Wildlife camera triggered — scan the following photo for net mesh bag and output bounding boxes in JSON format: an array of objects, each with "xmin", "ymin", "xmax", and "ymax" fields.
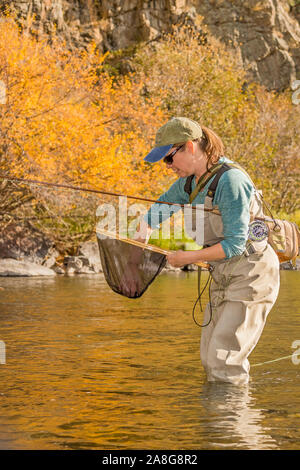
[{"xmin": 97, "ymin": 233, "xmax": 166, "ymax": 298}]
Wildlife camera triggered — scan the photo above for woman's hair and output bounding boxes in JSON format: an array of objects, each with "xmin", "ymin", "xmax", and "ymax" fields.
[
  {"xmin": 199, "ymin": 126, "xmax": 225, "ymax": 171},
  {"xmin": 175, "ymin": 125, "xmax": 225, "ymax": 172}
]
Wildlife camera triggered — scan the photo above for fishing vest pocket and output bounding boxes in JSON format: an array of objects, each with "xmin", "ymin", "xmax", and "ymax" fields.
[{"xmin": 265, "ymin": 219, "xmax": 300, "ymax": 264}]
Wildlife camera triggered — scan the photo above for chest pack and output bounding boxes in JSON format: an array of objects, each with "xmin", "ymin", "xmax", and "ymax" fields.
[{"xmin": 184, "ymin": 161, "xmax": 300, "ymax": 265}]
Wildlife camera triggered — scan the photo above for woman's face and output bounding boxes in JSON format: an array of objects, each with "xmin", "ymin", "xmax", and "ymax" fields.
[{"xmin": 164, "ymin": 141, "xmax": 205, "ymax": 177}]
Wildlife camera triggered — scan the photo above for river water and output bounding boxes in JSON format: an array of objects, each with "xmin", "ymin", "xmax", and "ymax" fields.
[{"xmin": 0, "ymin": 270, "xmax": 299, "ymax": 450}]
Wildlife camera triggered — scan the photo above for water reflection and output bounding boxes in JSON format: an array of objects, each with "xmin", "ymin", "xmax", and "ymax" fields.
[
  {"xmin": 199, "ymin": 382, "xmax": 277, "ymax": 449},
  {"xmin": 0, "ymin": 272, "xmax": 299, "ymax": 449}
]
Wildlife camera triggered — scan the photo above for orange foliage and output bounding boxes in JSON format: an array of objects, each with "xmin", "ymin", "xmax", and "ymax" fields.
[
  {"xmin": 0, "ymin": 17, "xmax": 169, "ymax": 203},
  {"xmin": 1, "ymin": 14, "xmax": 298, "ymax": 247}
]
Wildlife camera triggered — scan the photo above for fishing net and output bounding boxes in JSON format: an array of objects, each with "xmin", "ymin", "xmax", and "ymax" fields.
[
  {"xmin": 0, "ymin": 174, "xmax": 209, "ymax": 301},
  {"xmin": 97, "ymin": 232, "xmax": 167, "ymax": 298}
]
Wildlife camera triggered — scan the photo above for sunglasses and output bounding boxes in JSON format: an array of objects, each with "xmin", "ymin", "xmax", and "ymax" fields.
[{"xmin": 163, "ymin": 145, "xmax": 184, "ymax": 165}]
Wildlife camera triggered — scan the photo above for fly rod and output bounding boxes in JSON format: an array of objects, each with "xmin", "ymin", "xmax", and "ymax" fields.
[{"xmin": 0, "ymin": 174, "xmax": 221, "ymax": 215}]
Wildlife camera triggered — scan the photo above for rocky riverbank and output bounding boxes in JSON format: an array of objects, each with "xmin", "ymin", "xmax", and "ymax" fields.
[
  {"xmin": 0, "ymin": 243, "xmax": 298, "ymax": 277},
  {"xmin": 0, "ymin": 222, "xmax": 298, "ymax": 277},
  {"xmin": 0, "ymin": 245, "xmax": 190, "ymax": 276},
  {"xmin": 0, "ymin": 222, "xmax": 190, "ymax": 276}
]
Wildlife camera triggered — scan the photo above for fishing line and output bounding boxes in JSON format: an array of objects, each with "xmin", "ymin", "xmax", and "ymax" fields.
[
  {"xmin": 192, "ymin": 267, "xmax": 213, "ymax": 327},
  {"xmin": 252, "ymin": 354, "xmax": 297, "ymax": 367},
  {"xmin": 192, "ymin": 252, "xmax": 248, "ymax": 329},
  {"xmin": 0, "ymin": 173, "xmax": 221, "ymax": 214},
  {"xmin": 0, "ymin": 213, "xmax": 96, "ymax": 221}
]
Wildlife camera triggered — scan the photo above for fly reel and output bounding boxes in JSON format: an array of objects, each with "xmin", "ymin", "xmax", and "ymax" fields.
[{"xmin": 248, "ymin": 220, "xmax": 269, "ymax": 242}]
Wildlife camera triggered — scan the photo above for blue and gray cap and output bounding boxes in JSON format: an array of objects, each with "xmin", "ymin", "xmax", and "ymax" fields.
[{"xmin": 144, "ymin": 117, "xmax": 203, "ymax": 163}]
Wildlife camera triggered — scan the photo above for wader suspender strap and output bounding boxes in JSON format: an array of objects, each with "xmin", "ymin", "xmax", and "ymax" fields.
[
  {"xmin": 184, "ymin": 162, "xmax": 226, "ymax": 204},
  {"xmin": 204, "ymin": 163, "xmax": 232, "ymax": 203},
  {"xmin": 185, "ymin": 162, "xmax": 235, "ymax": 204},
  {"xmin": 188, "ymin": 161, "xmax": 280, "ymax": 229},
  {"xmin": 184, "ymin": 159, "xmax": 281, "ymax": 233},
  {"xmin": 183, "ymin": 174, "xmax": 194, "ymax": 196}
]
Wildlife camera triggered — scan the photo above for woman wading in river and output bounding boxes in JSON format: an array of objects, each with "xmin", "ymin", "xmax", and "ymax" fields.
[{"xmin": 133, "ymin": 117, "xmax": 280, "ymax": 385}]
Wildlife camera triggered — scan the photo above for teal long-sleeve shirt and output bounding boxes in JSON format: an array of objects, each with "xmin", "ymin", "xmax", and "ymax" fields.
[{"xmin": 145, "ymin": 157, "xmax": 254, "ymax": 259}]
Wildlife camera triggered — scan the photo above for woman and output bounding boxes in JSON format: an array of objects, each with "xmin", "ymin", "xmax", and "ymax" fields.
[{"xmin": 135, "ymin": 116, "xmax": 280, "ymax": 386}]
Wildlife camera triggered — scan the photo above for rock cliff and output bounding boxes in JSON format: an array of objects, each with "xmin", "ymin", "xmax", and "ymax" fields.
[{"xmin": 1, "ymin": 1, "xmax": 300, "ymax": 90}]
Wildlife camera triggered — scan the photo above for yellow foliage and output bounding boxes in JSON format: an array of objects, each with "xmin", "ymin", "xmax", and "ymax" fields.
[
  {"xmin": 0, "ymin": 15, "xmax": 298, "ymax": 253},
  {"xmin": 0, "ymin": 18, "xmax": 169, "ymax": 204},
  {"xmin": 131, "ymin": 26, "xmax": 300, "ymax": 213}
]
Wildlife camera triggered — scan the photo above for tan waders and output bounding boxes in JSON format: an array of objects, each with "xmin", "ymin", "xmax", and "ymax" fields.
[
  {"xmin": 191, "ymin": 190, "xmax": 280, "ymax": 385},
  {"xmin": 201, "ymin": 244, "xmax": 280, "ymax": 385}
]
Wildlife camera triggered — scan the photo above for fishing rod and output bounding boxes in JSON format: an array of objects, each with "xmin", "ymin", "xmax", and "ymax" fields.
[
  {"xmin": 0, "ymin": 174, "xmax": 221, "ymax": 215},
  {"xmin": 0, "ymin": 212, "xmax": 95, "ymax": 221}
]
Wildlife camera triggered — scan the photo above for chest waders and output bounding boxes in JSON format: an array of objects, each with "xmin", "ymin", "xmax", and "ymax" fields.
[{"xmin": 185, "ymin": 162, "xmax": 280, "ymax": 385}]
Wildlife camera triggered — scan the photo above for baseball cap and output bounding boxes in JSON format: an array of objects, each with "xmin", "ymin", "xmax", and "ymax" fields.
[{"xmin": 144, "ymin": 117, "xmax": 203, "ymax": 163}]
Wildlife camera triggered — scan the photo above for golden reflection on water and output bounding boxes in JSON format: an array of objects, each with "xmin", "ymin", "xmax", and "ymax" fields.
[{"xmin": 0, "ymin": 271, "xmax": 299, "ymax": 449}]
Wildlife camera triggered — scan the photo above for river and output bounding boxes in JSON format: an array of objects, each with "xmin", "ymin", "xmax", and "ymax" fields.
[{"xmin": 0, "ymin": 270, "xmax": 299, "ymax": 450}]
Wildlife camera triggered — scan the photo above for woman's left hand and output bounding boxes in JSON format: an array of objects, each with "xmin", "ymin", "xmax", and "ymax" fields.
[{"xmin": 167, "ymin": 250, "xmax": 194, "ymax": 268}]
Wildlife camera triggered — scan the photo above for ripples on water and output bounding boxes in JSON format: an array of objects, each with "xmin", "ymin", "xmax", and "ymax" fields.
[{"xmin": 0, "ymin": 271, "xmax": 299, "ymax": 450}]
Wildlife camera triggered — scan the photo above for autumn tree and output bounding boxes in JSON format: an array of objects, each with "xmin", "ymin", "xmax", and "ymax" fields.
[
  {"xmin": 0, "ymin": 17, "xmax": 169, "ymax": 251},
  {"xmin": 130, "ymin": 26, "xmax": 300, "ymax": 215},
  {"xmin": 0, "ymin": 15, "xmax": 299, "ymax": 254}
]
